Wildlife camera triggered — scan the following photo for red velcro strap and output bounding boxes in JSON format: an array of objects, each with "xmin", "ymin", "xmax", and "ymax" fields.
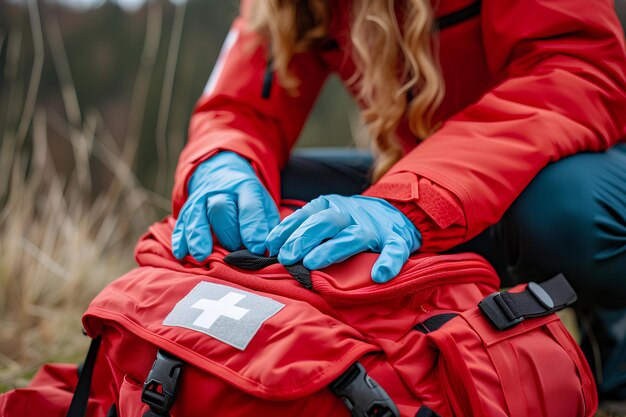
[
  {"xmin": 363, "ymin": 172, "xmax": 418, "ymax": 201},
  {"xmin": 416, "ymin": 181, "xmax": 463, "ymax": 229},
  {"xmin": 365, "ymin": 172, "xmax": 463, "ymax": 230}
]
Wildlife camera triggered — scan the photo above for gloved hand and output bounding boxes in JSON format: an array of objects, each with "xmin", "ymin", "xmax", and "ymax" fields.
[
  {"xmin": 265, "ymin": 194, "xmax": 422, "ymax": 283},
  {"xmin": 172, "ymin": 152, "xmax": 279, "ymax": 262}
]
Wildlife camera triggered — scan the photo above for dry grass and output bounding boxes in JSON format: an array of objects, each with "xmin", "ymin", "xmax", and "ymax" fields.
[
  {"xmin": 0, "ymin": 0, "xmax": 175, "ymax": 389},
  {"xmin": 0, "ymin": 105, "xmax": 161, "ymax": 388}
]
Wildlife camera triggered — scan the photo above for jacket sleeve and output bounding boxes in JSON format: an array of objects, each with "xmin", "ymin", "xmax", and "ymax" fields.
[
  {"xmin": 172, "ymin": 3, "xmax": 330, "ymax": 217},
  {"xmin": 365, "ymin": 0, "xmax": 626, "ymax": 252}
]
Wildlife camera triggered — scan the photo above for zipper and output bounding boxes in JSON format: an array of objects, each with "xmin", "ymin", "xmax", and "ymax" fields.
[
  {"xmin": 436, "ymin": 0, "xmax": 481, "ymax": 30},
  {"xmin": 149, "ymin": 220, "xmax": 498, "ymax": 304},
  {"xmin": 210, "ymin": 252, "xmax": 498, "ymax": 305},
  {"xmin": 311, "ymin": 254, "xmax": 498, "ymax": 304},
  {"xmin": 151, "ymin": 221, "xmax": 498, "ymax": 302}
]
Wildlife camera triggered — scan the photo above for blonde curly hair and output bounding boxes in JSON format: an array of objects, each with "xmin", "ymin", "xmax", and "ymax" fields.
[{"xmin": 248, "ymin": 0, "xmax": 444, "ymax": 181}]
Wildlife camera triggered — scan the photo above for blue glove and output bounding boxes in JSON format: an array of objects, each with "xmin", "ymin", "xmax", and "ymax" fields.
[
  {"xmin": 172, "ymin": 152, "xmax": 280, "ymax": 261},
  {"xmin": 265, "ymin": 194, "xmax": 422, "ymax": 283}
]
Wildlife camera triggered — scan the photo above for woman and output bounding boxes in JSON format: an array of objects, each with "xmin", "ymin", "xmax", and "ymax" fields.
[{"xmin": 170, "ymin": 0, "xmax": 626, "ymax": 398}]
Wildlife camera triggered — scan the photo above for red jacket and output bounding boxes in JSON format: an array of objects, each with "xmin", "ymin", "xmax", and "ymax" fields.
[{"xmin": 172, "ymin": 0, "xmax": 626, "ymax": 253}]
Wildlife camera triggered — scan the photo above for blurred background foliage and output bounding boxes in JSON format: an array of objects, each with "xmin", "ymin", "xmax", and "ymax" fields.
[
  {"xmin": 0, "ymin": 0, "xmax": 357, "ymax": 195},
  {"xmin": 0, "ymin": 0, "xmax": 357, "ymax": 388}
]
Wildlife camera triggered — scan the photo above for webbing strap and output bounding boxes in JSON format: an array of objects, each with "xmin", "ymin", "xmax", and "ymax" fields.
[
  {"xmin": 479, "ymin": 273, "xmax": 577, "ymax": 331},
  {"xmin": 224, "ymin": 249, "xmax": 313, "ymax": 290},
  {"xmin": 66, "ymin": 336, "xmax": 101, "ymax": 417},
  {"xmin": 223, "ymin": 250, "xmax": 278, "ymax": 269},
  {"xmin": 414, "ymin": 313, "xmax": 458, "ymax": 334}
]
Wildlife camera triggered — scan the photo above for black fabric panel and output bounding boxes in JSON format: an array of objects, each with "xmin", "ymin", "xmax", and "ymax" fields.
[
  {"xmin": 415, "ymin": 406, "xmax": 442, "ymax": 417},
  {"xmin": 280, "ymin": 148, "xmax": 373, "ymax": 201}
]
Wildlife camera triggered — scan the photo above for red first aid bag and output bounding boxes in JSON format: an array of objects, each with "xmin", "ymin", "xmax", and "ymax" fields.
[{"xmin": 0, "ymin": 214, "xmax": 597, "ymax": 417}]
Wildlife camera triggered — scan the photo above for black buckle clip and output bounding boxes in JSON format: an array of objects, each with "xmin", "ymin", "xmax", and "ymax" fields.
[
  {"xmin": 479, "ymin": 292, "xmax": 524, "ymax": 331},
  {"xmin": 330, "ymin": 363, "xmax": 400, "ymax": 417},
  {"xmin": 141, "ymin": 350, "xmax": 184, "ymax": 415},
  {"xmin": 527, "ymin": 281, "xmax": 555, "ymax": 310}
]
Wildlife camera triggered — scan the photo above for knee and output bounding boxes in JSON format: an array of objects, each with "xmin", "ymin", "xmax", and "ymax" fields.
[
  {"xmin": 503, "ymin": 158, "xmax": 594, "ymax": 257},
  {"xmin": 499, "ymin": 156, "xmax": 626, "ymax": 306}
]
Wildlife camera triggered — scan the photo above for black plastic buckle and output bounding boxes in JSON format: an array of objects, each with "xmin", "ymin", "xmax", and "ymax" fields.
[
  {"xmin": 479, "ymin": 292, "xmax": 524, "ymax": 331},
  {"xmin": 141, "ymin": 350, "xmax": 184, "ymax": 415},
  {"xmin": 330, "ymin": 363, "xmax": 400, "ymax": 417},
  {"xmin": 527, "ymin": 281, "xmax": 555, "ymax": 310}
]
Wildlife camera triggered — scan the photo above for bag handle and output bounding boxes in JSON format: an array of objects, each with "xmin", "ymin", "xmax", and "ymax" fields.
[{"xmin": 224, "ymin": 249, "xmax": 313, "ymax": 290}]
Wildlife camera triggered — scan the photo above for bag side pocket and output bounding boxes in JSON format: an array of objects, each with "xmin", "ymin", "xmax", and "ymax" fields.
[{"xmin": 425, "ymin": 307, "xmax": 596, "ymax": 417}]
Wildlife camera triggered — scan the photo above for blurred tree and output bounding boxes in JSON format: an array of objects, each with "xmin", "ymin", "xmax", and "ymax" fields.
[{"xmin": 0, "ymin": 0, "xmax": 358, "ymax": 197}]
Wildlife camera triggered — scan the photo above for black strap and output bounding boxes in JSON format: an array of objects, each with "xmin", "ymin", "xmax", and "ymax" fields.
[
  {"xmin": 66, "ymin": 336, "xmax": 101, "ymax": 417},
  {"xmin": 224, "ymin": 250, "xmax": 279, "ymax": 269},
  {"xmin": 414, "ymin": 313, "xmax": 458, "ymax": 334},
  {"xmin": 436, "ymin": 0, "xmax": 481, "ymax": 30},
  {"xmin": 285, "ymin": 263, "xmax": 313, "ymax": 290},
  {"xmin": 330, "ymin": 362, "xmax": 400, "ymax": 417},
  {"xmin": 261, "ymin": 56, "xmax": 273, "ymax": 99},
  {"xmin": 479, "ymin": 273, "xmax": 577, "ymax": 331},
  {"xmin": 143, "ymin": 411, "xmax": 168, "ymax": 417},
  {"xmin": 224, "ymin": 249, "xmax": 313, "ymax": 290}
]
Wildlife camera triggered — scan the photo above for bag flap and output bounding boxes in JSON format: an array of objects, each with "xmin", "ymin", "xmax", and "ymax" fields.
[
  {"xmin": 140, "ymin": 216, "xmax": 500, "ymax": 306},
  {"xmin": 310, "ymin": 252, "xmax": 499, "ymax": 304},
  {"xmin": 83, "ymin": 267, "xmax": 378, "ymax": 400}
]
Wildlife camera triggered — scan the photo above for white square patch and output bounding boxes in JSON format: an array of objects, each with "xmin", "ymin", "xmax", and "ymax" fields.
[{"xmin": 163, "ymin": 282, "xmax": 285, "ymax": 350}]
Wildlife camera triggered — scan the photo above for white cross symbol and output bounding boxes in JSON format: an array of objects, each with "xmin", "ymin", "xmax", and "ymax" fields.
[{"xmin": 190, "ymin": 292, "xmax": 250, "ymax": 330}]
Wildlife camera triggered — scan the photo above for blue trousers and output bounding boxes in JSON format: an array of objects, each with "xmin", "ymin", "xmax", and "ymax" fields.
[{"xmin": 281, "ymin": 145, "xmax": 626, "ymax": 306}]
